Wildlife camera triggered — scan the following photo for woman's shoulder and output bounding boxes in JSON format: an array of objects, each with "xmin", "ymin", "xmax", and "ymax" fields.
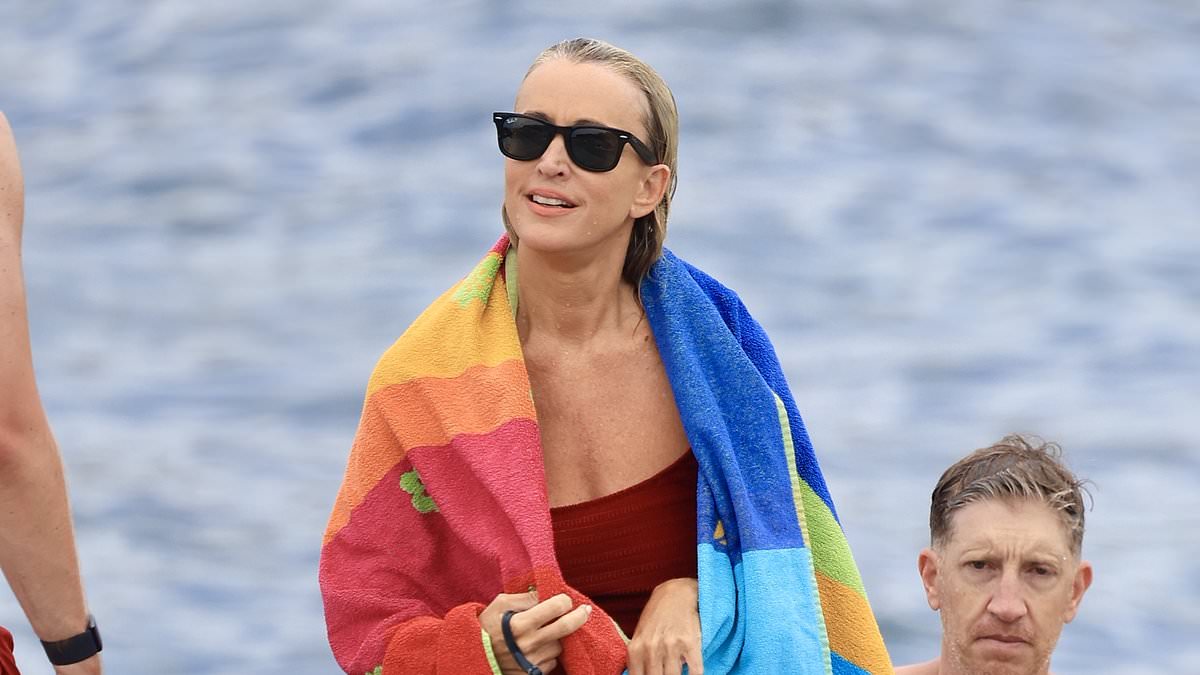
[
  {"xmin": 654, "ymin": 248, "xmax": 756, "ymax": 335},
  {"xmin": 365, "ymin": 271, "xmax": 519, "ymax": 391},
  {"xmin": 656, "ymin": 249, "xmax": 749, "ymax": 309}
]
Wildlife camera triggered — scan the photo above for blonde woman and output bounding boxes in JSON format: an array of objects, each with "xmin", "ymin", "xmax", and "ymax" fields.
[{"xmin": 320, "ymin": 39, "xmax": 893, "ymax": 675}]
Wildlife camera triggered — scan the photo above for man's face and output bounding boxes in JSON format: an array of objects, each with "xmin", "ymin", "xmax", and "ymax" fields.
[{"xmin": 918, "ymin": 498, "xmax": 1093, "ymax": 675}]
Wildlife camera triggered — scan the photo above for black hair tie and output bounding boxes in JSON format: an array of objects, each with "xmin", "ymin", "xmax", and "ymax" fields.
[{"xmin": 500, "ymin": 610, "xmax": 544, "ymax": 675}]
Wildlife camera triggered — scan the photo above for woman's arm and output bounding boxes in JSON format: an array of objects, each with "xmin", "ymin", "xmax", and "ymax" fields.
[{"xmin": 0, "ymin": 113, "xmax": 101, "ymax": 674}]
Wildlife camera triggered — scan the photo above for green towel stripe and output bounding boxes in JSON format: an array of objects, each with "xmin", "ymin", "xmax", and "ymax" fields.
[
  {"xmin": 799, "ymin": 480, "xmax": 867, "ymax": 596},
  {"xmin": 774, "ymin": 395, "xmax": 834, "ymax": 675},
  {"xmin": 774, "ymin": 394, "xmax": 811, "ymax": 548},
  {"xmin": 504, "ymin": 245, "xmax": 519, "ymax": 318},
  {"xmin": 453, "ymin": 252, "xmax": 503, "ymax": 307},
  {"xmin": 481, "ymin": 628, "xmax": 504, "ymax": 675},
  {"xmin": 773, "ymin": 395, "xmax": 867, "ymax": 598}
]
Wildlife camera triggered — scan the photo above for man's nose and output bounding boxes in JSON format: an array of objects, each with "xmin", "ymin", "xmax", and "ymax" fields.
[{"xmin": 986, "ymin": 570, "xmax": 1029, "ymax": 623}]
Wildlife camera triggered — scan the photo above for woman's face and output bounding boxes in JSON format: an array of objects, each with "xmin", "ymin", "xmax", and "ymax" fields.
[{"xmin": 504, "ymin": 59, "xmax": 669, "ymax": 262}]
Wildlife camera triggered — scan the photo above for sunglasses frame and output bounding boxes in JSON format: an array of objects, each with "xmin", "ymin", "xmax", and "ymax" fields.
[{"xmin": 493, "ymin": 112, "xmax": 657, "ymax": 172}]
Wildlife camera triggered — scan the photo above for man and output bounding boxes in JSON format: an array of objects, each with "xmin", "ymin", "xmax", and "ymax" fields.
[
  {"xmin": 897, "ymin": 435, "xmax": 1093, "ymax": 675},
  {"xmin": 1, "ymin": 113, "xmax": 103, "ymax": 673}
]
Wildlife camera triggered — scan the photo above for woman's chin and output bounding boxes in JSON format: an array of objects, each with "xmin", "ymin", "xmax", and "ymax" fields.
[{"xmin": 511, "ymin": 216, "xmax": 592, "ymax": 251}]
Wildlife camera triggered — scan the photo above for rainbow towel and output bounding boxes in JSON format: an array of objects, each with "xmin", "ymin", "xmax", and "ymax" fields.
[{"xmin": 320, "ymin": 235, "xmax": 893, "ymax": 675}]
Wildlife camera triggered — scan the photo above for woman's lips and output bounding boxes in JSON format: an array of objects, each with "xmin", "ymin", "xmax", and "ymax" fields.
[{"xmin": 525, "ymin": 190, "xmax": 577, "ymax": 216}]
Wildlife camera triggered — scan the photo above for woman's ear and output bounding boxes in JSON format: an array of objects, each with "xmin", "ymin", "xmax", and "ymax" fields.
[{"xmin": 629, "ymin": 165, "xmax": 671, "ymax": 219}]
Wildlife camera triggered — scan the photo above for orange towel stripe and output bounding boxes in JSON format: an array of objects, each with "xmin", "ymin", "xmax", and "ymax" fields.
[
  {"xmin": 324, "ymin": 358, "xmax": 535, "ymax": 544},
  {"xmin": 816, "ymin": 571, "xmax": 894, "ymax": 674}
]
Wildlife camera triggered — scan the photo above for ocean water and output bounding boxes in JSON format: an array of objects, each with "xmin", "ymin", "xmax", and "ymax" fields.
[{"xmin": 1, "ymin": 1, "xmax": 1197, "ymax": 673}]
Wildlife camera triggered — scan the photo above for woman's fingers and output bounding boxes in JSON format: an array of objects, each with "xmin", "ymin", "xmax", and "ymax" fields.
[
  {"xmin": 510, "ymin": 593, "xmax": 574, "ymax": 635},
  {"xmin": 502, "ymin": 591, "xmax": 541, "ymax": 614},
  {"xmin": 628, "ymin": 577, "xmax": 702, "ymax": 675},
  {"xmin": 630, "ymin": 633, "xmax": 703, "ymax": 675},
  {"xmin": 537, "ymin": 602, "xmax": 592, "ymax": 642},
  {"xmin": 479, "ymin": 590, "xmax": 543, "ymax": 672},
  {"xmin": 522, "ymin": 638, "xmax": 563, "ymax": 673},
  {"xmin": 627, "ymin": 639, "xmax": 650, "ymax": 675},
  {"xmin": 514, "ymin": 595, "xmax": 590, "ymax": 659},
  {"xmin": 684, "ymin": 638, "xmax": 704, "ymax": 675},
  {"xmin": 482, "ymin": 591, "xmax": 591, "ymax": 673}
]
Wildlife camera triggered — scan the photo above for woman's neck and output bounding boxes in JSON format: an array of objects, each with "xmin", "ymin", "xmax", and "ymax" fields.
[{"xmin": 514, "ymin": 243, "xmax": 641, "ymax": 346}]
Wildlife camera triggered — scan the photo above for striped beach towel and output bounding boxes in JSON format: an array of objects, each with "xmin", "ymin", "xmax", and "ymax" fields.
[{"xmin": 320, "ymin": 235, "xmax": 893, "ymax": 674}]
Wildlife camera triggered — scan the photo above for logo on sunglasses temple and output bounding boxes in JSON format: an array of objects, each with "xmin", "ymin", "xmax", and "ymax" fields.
[{"xmin": 493, "ymin": 112, "xmax": 655, "ymax": 172}]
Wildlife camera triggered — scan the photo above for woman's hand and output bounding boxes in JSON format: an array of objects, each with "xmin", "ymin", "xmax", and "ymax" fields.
[
  {"xmin": 480, "ymin": 590, "xmax": 592, "ymax": 674},
  {"xmin": 628, "ymin": 577, "xmax": 703, "ymax": 675}
]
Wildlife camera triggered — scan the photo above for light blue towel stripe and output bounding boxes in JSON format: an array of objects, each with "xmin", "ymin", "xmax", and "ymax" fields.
[{"xmin": 698, "ymin": 545, "xmax": 832, "ymax": 673}]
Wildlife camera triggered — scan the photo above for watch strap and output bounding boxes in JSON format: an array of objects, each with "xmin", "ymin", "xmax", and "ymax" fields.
[{"xmin": 40, "ymin": 614, "xmax": 102, "ymax": 666}]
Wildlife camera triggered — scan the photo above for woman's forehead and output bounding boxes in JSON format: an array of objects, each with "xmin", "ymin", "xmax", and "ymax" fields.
[{"xmin": 514, "ymin": 60, "xmax": 647, "ymax": 132}]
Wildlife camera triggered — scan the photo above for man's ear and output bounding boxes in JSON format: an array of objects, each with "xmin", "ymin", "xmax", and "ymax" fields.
[
  {"xmin": 1063, "ymin": 559, "xmax": 1093, "ymax": 623},
  {"xmin": 629, "ymin": 164, "xmax": 671, "ymax": 219},
  {"xmin": 917, "ymin": 547, "xmax": 942, "ymax": 611}
]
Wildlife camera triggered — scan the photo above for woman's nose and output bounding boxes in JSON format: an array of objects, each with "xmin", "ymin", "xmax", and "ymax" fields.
[{"xmin": 535, "ymin": 134, "xmax": 571, "ymax": 176}]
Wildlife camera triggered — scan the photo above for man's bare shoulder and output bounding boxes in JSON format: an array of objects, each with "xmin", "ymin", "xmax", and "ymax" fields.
[{"xmin": 895, "ymin": 659, "xmax": 939, "ymax": 675}]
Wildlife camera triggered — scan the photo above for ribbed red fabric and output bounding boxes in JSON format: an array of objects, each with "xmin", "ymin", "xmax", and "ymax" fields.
[
  {"xmin": 550, "ymin": 451, "xmax": 699, "ymax": 638},
  {"xmin": 0, "ymin": 626, "xmax": 19, "ymax": 675}
]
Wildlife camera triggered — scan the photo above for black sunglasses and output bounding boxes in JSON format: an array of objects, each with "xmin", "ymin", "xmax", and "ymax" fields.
[{"xmin": 493, "ymin": 112, "xmax": 657, "ymax": 172}]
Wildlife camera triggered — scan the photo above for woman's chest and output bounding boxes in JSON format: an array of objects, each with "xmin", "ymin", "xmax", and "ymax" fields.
[{"xmin": 525, "ymin": 347, "xmax": 689, "ymax": 506}]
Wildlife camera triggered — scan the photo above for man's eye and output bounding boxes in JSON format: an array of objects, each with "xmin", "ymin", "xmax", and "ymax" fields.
[
  {"xmin": 1031, "ymin": 565, "xmax": 1054, "ymax": 576},
  {"xmin": 968, "ymin": 561, "xmax": 988, "ymax": 570}
]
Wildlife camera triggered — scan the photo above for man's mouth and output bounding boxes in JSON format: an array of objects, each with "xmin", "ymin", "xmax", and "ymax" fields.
[{"xmin": 979, "ymin": 634, "xmax": 1029, "ymax": 645}]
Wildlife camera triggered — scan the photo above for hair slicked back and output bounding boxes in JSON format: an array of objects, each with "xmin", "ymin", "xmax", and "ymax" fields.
[
  {"xmin": 504, "ymin": 37, "xmax": 678, "ymax": 286},
  {"xmin": 930, "ymin": 434, "xmax": 1089, "ymax": 555}
]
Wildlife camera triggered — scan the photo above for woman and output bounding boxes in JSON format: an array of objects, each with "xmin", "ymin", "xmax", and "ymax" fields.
[{"xmin": 320, "ymin": 39, "xmax": 893, "ymax": 675}]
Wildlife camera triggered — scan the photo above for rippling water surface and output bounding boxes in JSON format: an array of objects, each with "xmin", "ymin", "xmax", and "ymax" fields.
[{"xmin": 1, "ymin": 1, "xmax": 1197, "ymax": 673}]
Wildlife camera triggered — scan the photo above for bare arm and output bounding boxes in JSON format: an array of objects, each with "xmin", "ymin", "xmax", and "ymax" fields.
[{"xmin": 0, "ymin": 112, "xmax": 101, "ymax": 674}]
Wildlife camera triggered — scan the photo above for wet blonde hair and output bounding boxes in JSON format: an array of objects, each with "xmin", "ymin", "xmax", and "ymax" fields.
[
  {"xmin": 503, "ymin": 37, "xmax": 679, "ymax": 286},
  {"xmin": 929, "ymin": 434, "xmax": 1090, "ymax": 556}
]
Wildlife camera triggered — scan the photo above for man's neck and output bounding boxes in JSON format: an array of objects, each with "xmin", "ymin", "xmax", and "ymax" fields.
[{"xmin": 927, "ymin": 653, "xmax": 1053, "ymax": 675}]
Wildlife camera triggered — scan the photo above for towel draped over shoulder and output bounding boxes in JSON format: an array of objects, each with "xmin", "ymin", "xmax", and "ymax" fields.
[{"xmin": 320, "ymin": 235, "xmax": 893, "ymax": 675}]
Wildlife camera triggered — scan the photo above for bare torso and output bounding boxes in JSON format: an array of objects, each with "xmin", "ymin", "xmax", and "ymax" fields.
[{"xmin": 523, "ymin": 315, "xmax": 689, "ymax": 507}]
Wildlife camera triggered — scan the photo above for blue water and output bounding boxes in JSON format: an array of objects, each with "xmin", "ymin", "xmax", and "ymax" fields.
[{"xmin": 2, "ymin": 1, "xmax": 1198, "ymax": 673}]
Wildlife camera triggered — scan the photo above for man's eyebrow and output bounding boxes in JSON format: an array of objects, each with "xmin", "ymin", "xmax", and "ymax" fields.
[
  {"xmin": 956, "ymin": 542, "xmax": 1071, "ymax": 562},
  {"xmin": 957, "ymin": 544, "xmax": 995, "ymax": 557},
  {"xmin": 1025, "ymin": 547, "xmax": 1071, "ymax": 563}
]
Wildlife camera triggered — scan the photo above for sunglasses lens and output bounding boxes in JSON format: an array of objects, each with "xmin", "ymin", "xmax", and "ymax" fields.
[
  {"xmin": 498, "ymin": 116, "xmax": 553, "ymax": 161},
  {"xmin": 495, "ymin": 115, "xmax": 631, "ymax": 172},
  {"xmin": 569, "ymin": 127, "xmax": 622, "ymax": 171}
]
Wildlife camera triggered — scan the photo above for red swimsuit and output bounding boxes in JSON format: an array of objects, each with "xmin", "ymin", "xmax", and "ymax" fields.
[{"xmin": 550, "ymin": 451, "xmax": 699, "ymax": 638}]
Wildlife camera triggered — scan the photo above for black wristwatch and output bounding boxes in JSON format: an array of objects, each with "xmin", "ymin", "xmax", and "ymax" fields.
[{"xmin": 40, "ymin": 614, "xmax": 102, "ymax": 666}]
